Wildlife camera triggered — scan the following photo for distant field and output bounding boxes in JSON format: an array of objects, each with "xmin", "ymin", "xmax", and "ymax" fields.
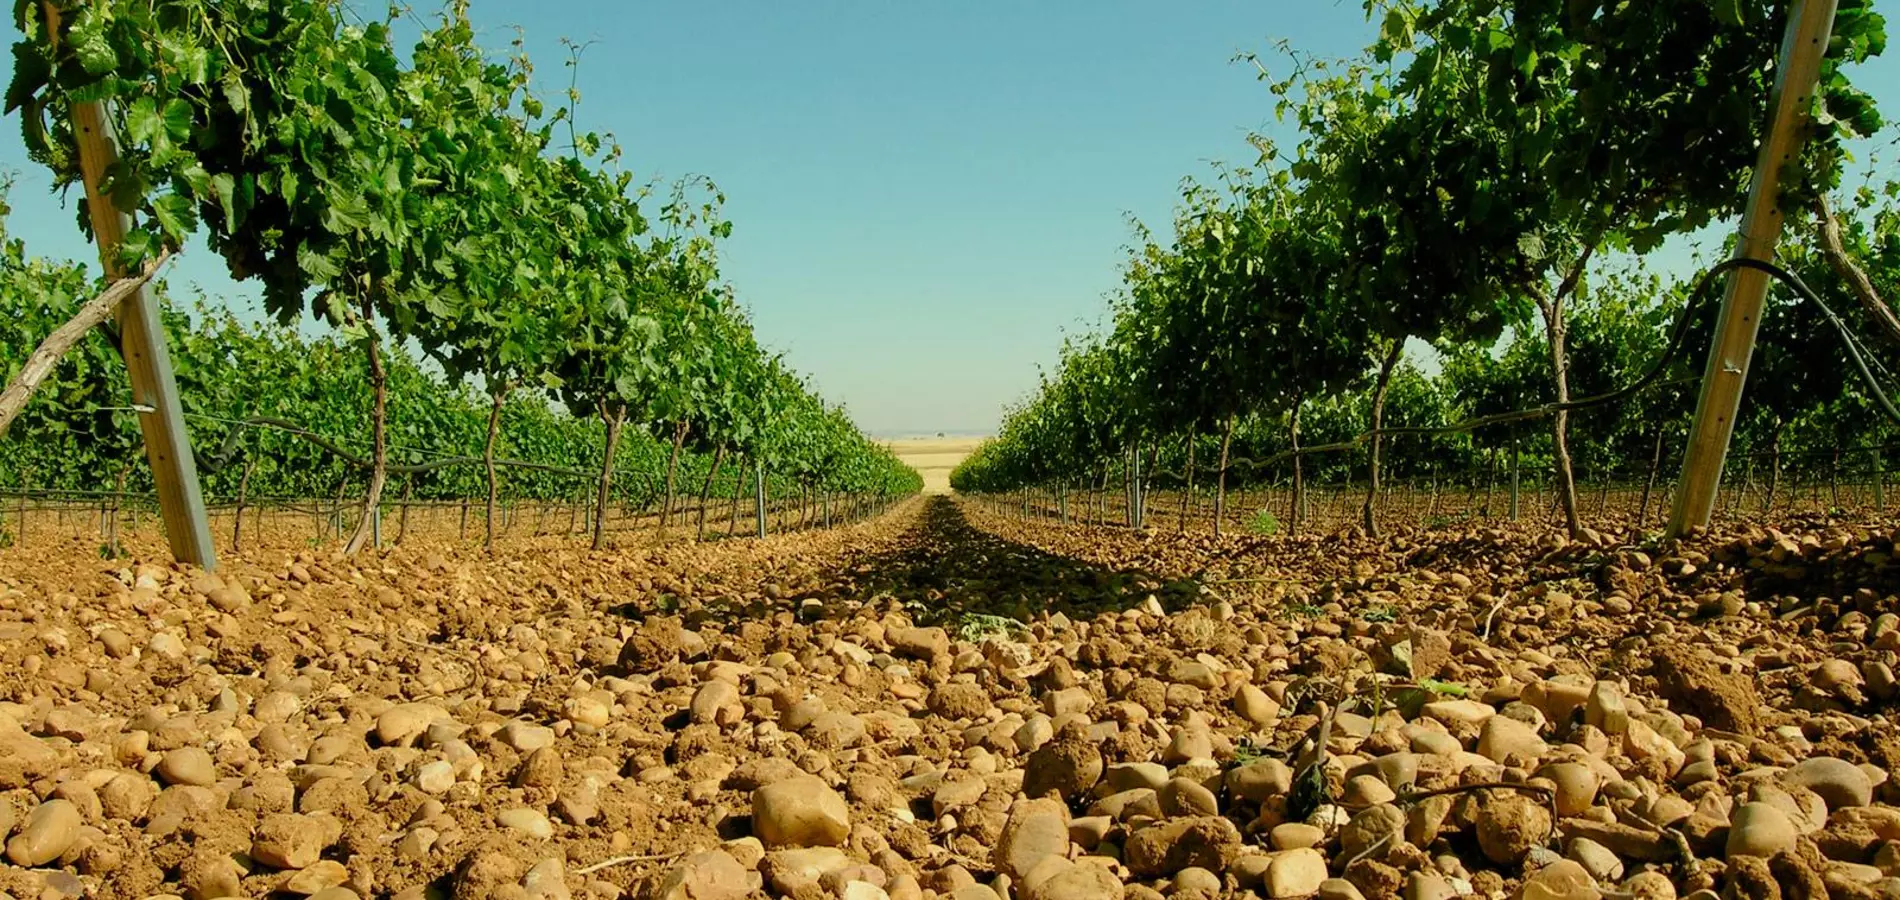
[{"xmin": 885, "ymin": 436, "xmax": 986, "ymax": 494}]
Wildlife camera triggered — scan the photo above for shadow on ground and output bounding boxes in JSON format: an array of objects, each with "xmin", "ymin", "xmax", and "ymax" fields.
[{"xmin": 831, "ymin": 495, "xmax": 1197, "ymax": 628}]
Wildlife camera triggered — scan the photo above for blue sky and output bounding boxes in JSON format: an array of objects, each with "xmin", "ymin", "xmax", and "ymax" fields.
[{"xmin": 4, "ymin": 2, "xmax": 1896, "ymax": 438}]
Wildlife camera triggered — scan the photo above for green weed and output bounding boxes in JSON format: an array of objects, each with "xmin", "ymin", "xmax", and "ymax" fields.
[
  {"xmin": 958, "ymin": 613, "xmax": 1028, "ymax": 643},
  {"xmin": 1248, "ymin": 509, "xmax": 1280, "ymax": 536},
  {"xmin": 1232, "ymin": 736, "xmax": 1269, "ymax": 764},
  {"xmin": 1283, "ymin": 600, "xmax": 1323, "ymax": 620}
]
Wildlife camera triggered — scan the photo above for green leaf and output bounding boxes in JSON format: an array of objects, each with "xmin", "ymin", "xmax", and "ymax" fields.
[
  {"xmin": 70, "ymin": 12, "xmax": 119, "ymax": 75},
  {"xmin": 211, "ymin": 173, "xmax": 238, "ymax": 231},
  {"xmin": 6, "ymin": 43, "xmax": 50, "ymax": 114},
  {"xmin": 148, "ymin": 192, "xmax": 198, "ymax": 240},
  {"xmin": 296, "ymin": 246, "xmax": 342, "ymax": 282},
  {"xmin": 1516, "ymin": 234, "xmax": 1547, "ymax": 260},
  {"xmin": 162, "ymin": 99, "xmax": 193, "ymax": 142},
  {"xmin": 125, "ymin": 97, "xmax": 161, "ymax": 143}
]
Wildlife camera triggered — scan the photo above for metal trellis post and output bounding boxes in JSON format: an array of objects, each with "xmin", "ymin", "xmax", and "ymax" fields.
[
  {"xmin": 59, "ymin": 45, "xmax": 218, "ymax": 570},
  {"xmin": 1668, "ymin": 0, "xmax": 1839, "ymax": 536}
]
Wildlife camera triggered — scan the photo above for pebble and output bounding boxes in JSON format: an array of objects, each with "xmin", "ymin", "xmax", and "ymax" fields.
[
  {"xmin": 1565, "ymin": 836, "xmax": 1623, "ymax": 882},
  {"xmin": 1266, "ymin": 848, "xmax": 1328, "ymax": 899},
  {"xmin": 1476, "ymin": 794, "xmax": 1550, "ymax": 864},
  {"xmin": 650, "ymin": 850, "xmax": 751, "ymax": 900},
  {"xmin": 1236, "ymin": 685, "xmax": 1280, "ymax": 727},
  {"xmin": 1476, "ymin": 715, "xmax": 1546, "ymax": 765},
  {"xmin": 1159, "ymin": 778, "xmax": 1220, "ymax": 817},
  {"xmin": 415, "ymin": 760, "xmax": 455, "ymax": 794},
  {"xmin": 4, "ymin": 799, "xmax": 81, "ymax": 867},
  {"xmin": 251, "ymin": 814, "xmax": 331, "ymax": 869},
  {"xmin": 1728, "ymin": 802, "xmax": 1799, "ymax": 858},
  {"xmin": 1786, "ymin": 756, "xmax": 1874, "ymax": 809},
  {"xmin": 1270, "ymin": 823, "xmax": 1325, "ymax": 851},
  {"xmin": 375, "ymin": 703, "xmax": 437, "ymax": 746},
  {"xmin": 499, "ymin": 807, "xmax": 554, "ymax": 840},
  {"xmin": 994, "ymin": 798, "xmax": 1070, "ymax": 880},
  {"xmin": 753, "ymin": 775, "xmax": 851, "ymax": 847},
  {"xmin": 157, "ymin": 746, "xmax": 217, "ymax": 786}
]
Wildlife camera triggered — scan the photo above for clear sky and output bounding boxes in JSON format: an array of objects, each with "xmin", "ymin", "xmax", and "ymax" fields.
[{"xmin": 3, "ymin": 3, "xmax": 1895, "ymax": 438}]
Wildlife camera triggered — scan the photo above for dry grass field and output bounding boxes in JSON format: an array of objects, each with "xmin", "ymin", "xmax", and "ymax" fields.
[{"xmin": 883, "ymin": 435, "xmax": 986, "ymax": 493}]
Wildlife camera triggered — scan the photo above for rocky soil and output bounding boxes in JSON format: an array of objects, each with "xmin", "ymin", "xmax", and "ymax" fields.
[{"xmin": 4, "ymin": 495, "xmax": 1900, "ymax": 900}]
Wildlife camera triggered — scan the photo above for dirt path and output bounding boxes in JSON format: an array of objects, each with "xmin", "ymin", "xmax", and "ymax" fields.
[{"xmin": 3, "ymin": 497, "xmax": 1899, "ymax": 900}]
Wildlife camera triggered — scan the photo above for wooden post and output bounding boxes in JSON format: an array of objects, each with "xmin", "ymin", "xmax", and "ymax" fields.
[
  {"xmin": 232, "ymin": 458, "xmax": 252, "ymax": 553},
  {"xmin": 47, "ymin": 4, "xmax": 217, "ymax": 569},
  {"xmin": 755, "ymin": 459, "xmax": 767, "ymax": 538},
  {"xmin": 1510, "ymin": 431, "xmax": 1522, "ymax": 521},
  {"xmin": 1876, "ymin": 448, "xmax": 1886, "ymax": 513},
  {"xmin": 1669, "ymin": 0, "xmax": 1839, "ymax": 536},
  {"xmin": 398, "ymin": 478, "xmax": 412, "ymax": 544}
]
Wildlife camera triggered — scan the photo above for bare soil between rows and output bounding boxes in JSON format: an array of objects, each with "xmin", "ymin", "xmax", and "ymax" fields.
[{"xmin": 3, "ymin": 496, "xmax": 1900, "ymax": 900}]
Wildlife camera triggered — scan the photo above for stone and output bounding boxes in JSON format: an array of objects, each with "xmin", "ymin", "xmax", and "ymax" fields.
[
  {"xmin": 523, "ymin": 858, "xmax": 572, "ymax": 900},
  {"xmin": 1237, "ymin": 685, "xmax": 1281, "ymax": 727},
  {"xmin": 1728, "ymin": 803, "xmax": 1799, "ymax": 858},
  {"xmin": 1266, "ymin": 848, "xmax": 1328, "ymax": 900},
  {"xmin": 1175, "ymin": 867, "xmax": 1222, "ymax": 894},
  {"xmin": 415, "ymin": 760, "xmax": 455, "ymax": 795},
  {"xmin": 375, "ymin": 703, "xmax": 437, "ymax": 746},
  {"xmin": 1538, "ymin": 762, "xmax": 1600, "ymax": 818},
  {"xmin": 1515, "ymin": 860, "xmax": 1599, "ymax": 900},
  {"xmin": 252, "ymin": 814, "xmax": 331, "ymax": 869},
  {"xmin": 284, "ymin": 860, "xmax": 350, "ymax": 895},
  {"xmin": 1342, "ymin": 774, "xmax": 1397, "ymax": 807},
  {"xmin": 157, "ymin": 747, "xmax": 217, "ymax": 786},
  {"xmin": 5, "ymin": 799, "xmax": 82, "ymax": 867},
  {"xmin": 1621, "ymin": 872, "xmax": 1675, "ymax": 900},
  {"xmin": 1405, "ymin": 872, "xmax": 1459, "ymax": 900},
  {"xmin": 690, "ymin": 681, "xmax": 740, "ymax": 725},
  {"xmin": 1163, "ymin": 720, "xmax": 1215, "ymax": 764},
  {"xmin": 1476, "ymin": 716, "xmax": 1547, "ymax": 766},
  {"xmin": 499, "ymin": 808, "xmax": 554, "ymax": 840},
  {"xmin": 994, "ymin": 798, "xmax": 1071, "ymax": 881},
  {"xmin": 1023, "ymin": 733, "xmax": 1104, "ymax": 801},
  {"xmin": 753, "ymin": 775, "xmax": 851, "ymax": 847},
  {"xmin": 1566, "ymin": 837, "xmax": 1623, "ymax": 883},
  {"xmin": 1340, "ymin": 804, "xmax": 1405, "ymax": 861},
  {"xmin": 207, "ymin": 585, "xmax": 252, "ymax": 613},
  {"xmin": 928, "ymin": 683, "xmax": 991, "ymax": 720},
  {"xmin": 1477, "ymin": 794, "xmax": 1551, "ymax": 864},
  {"xmin": 1125, "ymin": 816, "xmax": 1241, "ymax": 877},
  {"xmin": 516, "ymin": 747, "xmax": 565, "ymax": 789},
  {"xmin": 1788, "ymin": 757, "xmax": 1874, "ymax": 810},
  {"xmin": 762, "ymin": 847, "xmax": 851, "ymax": 894},
  {"xmin": 1089, "ymin": 789, "xmax": 1161, "ymax": 822},
  {"xmin": 648, "ymin": 850, "xmax": 751, "ymax": 900},
  {"xmin": 1319, "ymin": 879, "xmax": 1368, "ymax": 900},
  {"xmin": 1411, "ymin": 730, "xmax": 1462, "ymax": 757},
  {"xmin": 1160, "ymin": 778, "xmax": 1220, "ymax": 817},
  {"xmin": 1022, "ymin": 860, "xmax": 1123, "ymax": 900},
  {"xmin": 1422, "ymin": 699, "xmax": 1495, "ymax": 728},
  {"xmin": 1044, "ymin": 688, "xmax": 1093, "ymax": 717},
  {"xmin": 1109, "ymin": 763, "xmax": 1170, "ymax": 792},
  {"xmin": 1228, "ymin": 759, "xmax": 1294, "ymax": 802},
  {"xmin": 1271, "ymin": 823, "xmax": 1326, "ymax": 851},
  {"xmin": 1584, "ymin": 682, "xmax": 1628, "ymax": 735},
  {"xmin": 497, "ymin": 721, "xmax": 556, "ymax": 753},
  {"xmin": 888, "ymin": 626, "xmax": 950, "ymax": 661}
]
